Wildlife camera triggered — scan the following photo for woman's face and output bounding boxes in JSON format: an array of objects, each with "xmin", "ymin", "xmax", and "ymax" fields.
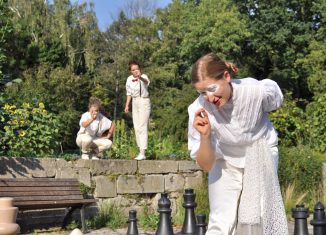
[
  {"xmin": 130, "ymin": 64, "xmax": 141, "ymax": 78},
  {"xmin": 89, "ymin": 105, "xmax": 99, "ymax": 119},
  {"xmin": 194, "ymin": 71, "xmax": 232, "ymax": 109}
]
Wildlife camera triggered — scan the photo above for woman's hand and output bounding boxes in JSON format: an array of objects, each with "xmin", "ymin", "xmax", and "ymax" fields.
[{"xmin": 193, "ymin": 108, "xmax": 211, "ymax": 137}]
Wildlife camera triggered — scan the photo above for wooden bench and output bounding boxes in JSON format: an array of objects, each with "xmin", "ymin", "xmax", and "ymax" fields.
[{"xmin": 0, "ymin": 178, "xmax": 96, "ymax": 232}]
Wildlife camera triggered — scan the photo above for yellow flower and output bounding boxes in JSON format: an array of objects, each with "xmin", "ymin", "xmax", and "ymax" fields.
[
  {"xmin": 39, "ymin": 102, "xmax": 45, "ymax": 109},
  {"xmin": 19, "ymin": 131, "xmax": 26, "ymax": 137}
]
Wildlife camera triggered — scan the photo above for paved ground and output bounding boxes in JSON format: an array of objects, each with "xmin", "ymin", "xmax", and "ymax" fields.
[{"xmin": 22, "ymin": 222, "xmax": 313, "ymax": 235}]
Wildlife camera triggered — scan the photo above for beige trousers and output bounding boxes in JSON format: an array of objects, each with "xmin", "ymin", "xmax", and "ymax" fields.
[
  {"xmin": 76, "ymin": 133, "xmax": 112, "ymax": 155},
  {"xmin": 132, "ymin": 97, "xmax": 151, "ymax": 150}
]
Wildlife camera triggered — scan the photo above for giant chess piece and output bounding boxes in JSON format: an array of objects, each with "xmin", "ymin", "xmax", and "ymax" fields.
[
  {"xmin": 292, "ymin": 204, "xmax": 309, "ymax": 235},
  {"xmin": 310, "ymin": 202, "xmax": 326, "ymax": 235},
  {"xmin": 181, "ymin": 188, "xmax": 197, "ymax": 235},
  {"xmin": 155, "ymin": 193, "xmax": 174, "ymax": 235},
  {"xmin": 196, "ymin": 213, "xmax": 207, "ymax": 235},
  {"xmin": 0, "ymin": 197, "xmax": 20, "ymax": 235},
  {"xmin": 127, "ymin": 210, "xmax": 139, "ymax": 235}
]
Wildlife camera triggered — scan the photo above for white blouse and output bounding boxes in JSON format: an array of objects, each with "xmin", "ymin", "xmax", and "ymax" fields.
[
  {"xmin": 125, "ymin": 74, "xmax": 150, "ymax": 98},
  {"xmin": 79, "ymin": 112, "xmax": 112, "ymax": 137},
  {"xmin": 187, "ymin": 78, "xmax": 283, "ymax": 168}
]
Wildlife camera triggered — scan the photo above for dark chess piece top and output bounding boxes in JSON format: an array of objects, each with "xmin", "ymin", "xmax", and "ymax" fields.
[
  {"xmin": 181, "ymin": 188, "xmax": 197, "ymax": 235},
  {"xmin": 196, "ymin": 213, "xmax": 207, "ymax": 235},
  {"xmin": 155, "ymin": 192, "xmax": 174, "ymax": 235},
  {"xmin": 127, "ymin": 210, "xmax": 139, "ymax": 235},
  {"xmin": 292, "ymin": 204, "xmax": 309, "ymax": 235},
  {"xmin": 310, "ymin": 202, "xmax": 326, "ymax": 235}
]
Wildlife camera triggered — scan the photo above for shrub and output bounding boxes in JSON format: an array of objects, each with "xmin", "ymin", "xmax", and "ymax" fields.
[
  {"xmin": 0, "ymin": 102, "xmax": 62, "ymax": 157},
  {"xmin": 87, "ymin": 201, "xmax": 126, "ymax": 229},
  {"xmin": 278, "ymin": 145, "xmax": 324, "ymax": 193}
]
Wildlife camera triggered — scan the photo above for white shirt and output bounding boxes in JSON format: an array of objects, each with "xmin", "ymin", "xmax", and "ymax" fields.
[
  {"xmin": 79, "ymin": 112, "xmax": 112, "ymax": 137},
  {"xmin": 188, "ymin": 78, "xmax": 283, "ymax": 168},
  {"xmin": 126, "ymin": 74, "xmax": 150, "ymax": 98}
]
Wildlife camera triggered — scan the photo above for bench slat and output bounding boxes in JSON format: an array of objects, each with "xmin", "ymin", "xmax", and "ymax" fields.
[
  {"xmin": 14, "ymin": 199, "xmax": 96, "ymax": 209},
  {"xmin": 0, "ymin": 190, "xmax": 82, "ymax": 197},
  {"xmin": 0, "ymin": 181, "xmax": 80, "ymax": 187},
  {"xmin": 0, "ymin": 186, "xmax": 80, "ymax": 192},
  {"xmin": 8, "ymin": 195, "xmax": 84, "ymax": 201}
]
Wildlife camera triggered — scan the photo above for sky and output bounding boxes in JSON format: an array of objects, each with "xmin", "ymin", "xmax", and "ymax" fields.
[{"xmin": 73, "ymin": 0, "xmax": 172, "ymax": 31}]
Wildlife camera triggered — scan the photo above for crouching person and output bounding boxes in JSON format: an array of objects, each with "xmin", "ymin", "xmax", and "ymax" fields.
[{"xmin": 76, "ymin": 97, "xmax": 115, "ymax": 160}]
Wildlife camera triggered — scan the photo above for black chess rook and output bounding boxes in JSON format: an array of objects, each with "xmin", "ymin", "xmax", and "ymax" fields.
[
  {"xmin": 127, "ymin": 210, "xmax": 139, "ymax": 235},
  {"xmin": 155, "ymin": 192, "xmax": 174, "ymax": 235},
  {"xmin": 181, "ymin": 188, "xmax": 197, "ymax": 235},
  {"xmin": 292, "ymin": 204, "xmax": 309, "ymax": 235},
  {"xmin": 196, "ymin": 213, "xmax": 207, "ymax": 235}
]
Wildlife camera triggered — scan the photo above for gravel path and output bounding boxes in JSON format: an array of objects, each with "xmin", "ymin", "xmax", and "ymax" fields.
[{"xmin": 22, "ymin": 222, "xmax": 313, "ymax": 235}]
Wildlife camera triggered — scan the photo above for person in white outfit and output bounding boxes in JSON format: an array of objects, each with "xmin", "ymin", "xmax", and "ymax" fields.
[
  {"xmin": 188, "ymin": 53, "xmax": 288, "ymax": 235},
  {"xmin": 124, "ymin": 61, "xmax": 151, "ymax": 160},
  {"xmin": 76, "ymin": 97, "xmax": 115, "ymax": 160}
]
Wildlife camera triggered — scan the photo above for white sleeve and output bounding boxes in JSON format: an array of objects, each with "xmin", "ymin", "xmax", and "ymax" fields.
[
  {"xmin": 141, "ymin": 74, "xmax": 150, "ymax": 85},
  {"xmin": 188, "ymin": 105, "xmax": 200, "ymax": 160},
  {"xmin": 126, "ymin": 77, "xmax": 132, "ymax": 96},
  {"xmin": 79, "ymin": 112, "xmax": 89, "ymax": 126},
  {"xmin": 261, "ymin": 79, "xmax": 283, "ymax": 112}
]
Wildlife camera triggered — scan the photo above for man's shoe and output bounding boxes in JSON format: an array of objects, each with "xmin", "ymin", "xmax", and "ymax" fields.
[
  {"xmin": 134, "ymin": 154, "xmax": 146, "ymax": 160},
  {"xmin": 81, "ymin": 154, "xmax": 89, "ymax": 160},
  {"xmin": 91, "ymin": 156, "xmax": 99, "ymax": 160}
]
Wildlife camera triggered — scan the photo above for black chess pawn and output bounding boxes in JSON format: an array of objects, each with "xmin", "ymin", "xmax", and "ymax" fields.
[
  {"xmin": 127, "ymin": 210, "xmax": 139, "ymax": 235},
  {"xmin": 181, "ymin": 188, "xmax": 197, "ymax": 235},
  {"xmin": 310, "ymin": 202, "xmax": 326, "ymax": 235},
  {"xmin": 155, "ymin": 192, "xmax": 174, "ymax": 235},
  {"xmin": 292, "ymin": 204, "xmax": 309, "ymax": 235},
  {"xmin": 196, "ymin": 213, "xmax": 207, "ymax": 235}
]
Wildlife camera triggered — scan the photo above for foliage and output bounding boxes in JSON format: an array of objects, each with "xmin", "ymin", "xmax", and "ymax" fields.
[
  {"xmin": 282, "ymin": 183, "xmax": 307, "ymax": 221},
  {"xmin": 138, "ymin": 205, "xmax": 159, "ymax": 229},
  {"xmin": 278, "ymin": 145, "xmax": 324, "ymax": 194},
  {"xmin": 110, "ymin": 119, "xmax": 137, "ymax": 159},
  {"xmin": 0, "ymin": 0, "xmax": 13, "ymax": 83},
  {"xmin": 3, "ymin": 66, "xmax": 91, "ymax": 149},
  {"xmin": 304, "ymin": 93, "xmax": 326, "ymax": 153},
  {"xmin": 0, "ymin": 102, "xmax": 62, "ymax": 157},
  {"xmin": 269, "ymin": 93, "xmax": 306, "ymax": 147},
  {"xmin": 87, "ymin": 201, "xmax": 126, "ymax": 229}
]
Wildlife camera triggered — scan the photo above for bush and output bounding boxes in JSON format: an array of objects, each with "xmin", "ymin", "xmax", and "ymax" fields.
[
  {"xmin": 304, "ymin": 93, "xmax": 326, "ymax": 153},
  {"xmin": 0, "ymin": 102, "xmax": 62, "ymax": 157},
  {"xmin": 278, "ymin": 145, "xmax": 324, "ymax": 193}
]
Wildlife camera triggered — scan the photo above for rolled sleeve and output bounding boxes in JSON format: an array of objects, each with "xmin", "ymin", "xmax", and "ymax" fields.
[{"xmin": 261, "ymin": 79, "xmax": 283, "ymax": 112}]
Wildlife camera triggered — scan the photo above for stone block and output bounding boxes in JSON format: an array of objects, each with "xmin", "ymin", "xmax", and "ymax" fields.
[
  {"xmin": 94, "ymin": 175, "xmax": 117, "ymax": 198},
  {"xmin": 56, "ymin": 167, "xmax": 78, "ymax": 178},
  {"xmin": 91, "ymin": 160, "xmax": 137, "ymax": 176},
  {"xmin": 184, "ymin": 171, "xmax": 204, "ymax": 189},
  {"xmin": 117, "ymin": 175, "xmax": 164, "ymax": 194},
  {"xmin": 164, "ymin": 174, "xmax": 185, "ymax": 192},
  {"xmin": 178, "ymin": 160, "xmax": 201, "ymax": 172},
  {"xmin": 31, "ymin": 158, "xmax": 56, "ymax": 178},
  {"xmin": 77, "ymin": 168, "xmax": 91, "ymax": 187},
  {"xmin": 138, "ymin": 160, "xmax": 178, "ymax": 174}
]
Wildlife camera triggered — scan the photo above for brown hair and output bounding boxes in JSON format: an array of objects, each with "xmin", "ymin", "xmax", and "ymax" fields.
[
  {"xmin": 88, "ymin": 97, "xmax": 101, "ymax": 110},
  {"xmin": 128, "ymin": 60, "xmax": 141, "ymax": 70},
  {"xmin": 191, "ymin": 53, "xmax": 238, "ymax": 84}
]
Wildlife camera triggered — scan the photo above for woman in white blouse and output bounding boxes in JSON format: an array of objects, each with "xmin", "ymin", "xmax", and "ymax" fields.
[
  {"xmin": 124, "ymin": 61, "xmax": 151, "ymax": 160},
  {"xmin": 76, "ymin": 97, "xmax": 115, "ymax": 160},
  {"xmin": 188, "ymin": 53, "xmax": 288, "ymax": 235}
]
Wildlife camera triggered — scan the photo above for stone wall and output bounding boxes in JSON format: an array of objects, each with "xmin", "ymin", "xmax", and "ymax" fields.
[{"xmin": 0, "ymin": 157, "xmax": 205, "ymax": 227}]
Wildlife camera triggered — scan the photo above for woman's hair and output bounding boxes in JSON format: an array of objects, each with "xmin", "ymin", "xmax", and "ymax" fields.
[
  {"xmin": 128, "ymin": 60, "xmax": 141, "ymax": 70},
  {"xmin": 191, "ymin": 52, "xmax": 238, "ymax": 84},
  {"xmin": 88, "ymin": 97, "xmax": 101, "ymax": 109}
]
